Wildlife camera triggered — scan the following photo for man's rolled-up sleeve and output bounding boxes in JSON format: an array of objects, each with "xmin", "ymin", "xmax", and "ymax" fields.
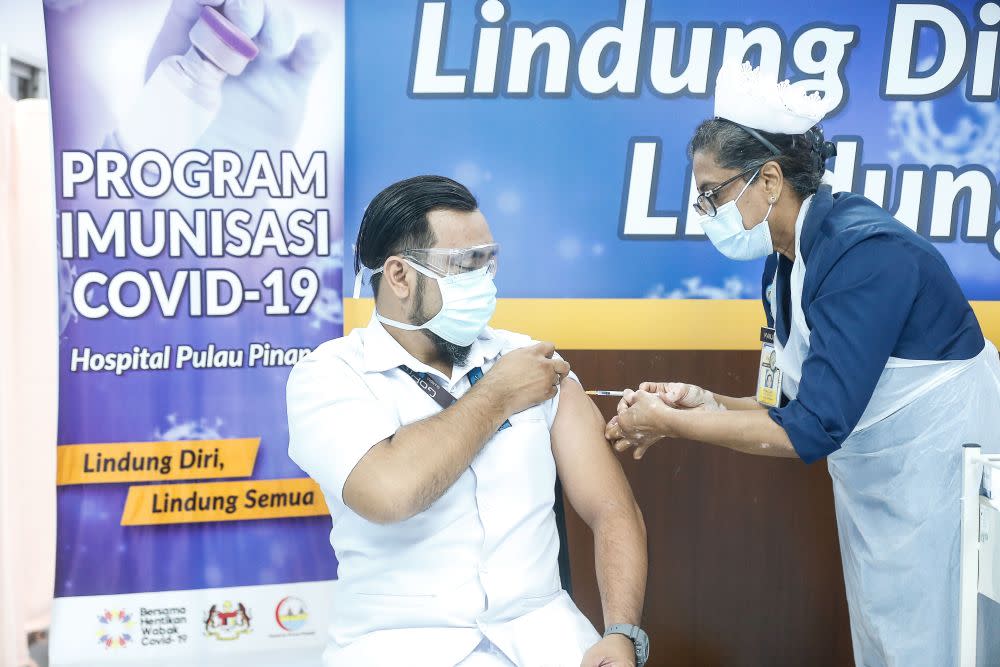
[
  {"xmin": 500, "ymin": 334, "xmax": 578, "ymax": 428},
  {"xmin": 286, "ymin": 354, "xmax": 401, "ymax": 506}
]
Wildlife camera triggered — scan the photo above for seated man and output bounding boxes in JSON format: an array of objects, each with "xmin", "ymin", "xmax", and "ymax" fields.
[{"xmin": 286, "ymin": 175, "xmax": 648, "ymax": 667}]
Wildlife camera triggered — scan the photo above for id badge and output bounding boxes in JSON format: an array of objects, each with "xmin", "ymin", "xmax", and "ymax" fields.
[{"xmin": 756, "ymin": 327, "xmax": 782, "ymax": 407}]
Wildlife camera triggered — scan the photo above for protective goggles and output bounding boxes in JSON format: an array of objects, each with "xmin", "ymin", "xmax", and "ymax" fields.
[
  {"xmin": 353, "ymin": 243, "xmax": 500, "ymax": 298},
  {"xmin": 400, "ymin": 243, "xmax": 499, "ymax": 278}
]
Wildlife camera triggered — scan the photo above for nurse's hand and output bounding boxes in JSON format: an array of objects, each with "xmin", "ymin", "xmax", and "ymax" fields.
[
  {"xmin": 581, "ymin": 633, "xmax": 636, "ymax": 667},
  {"xmin": 637, "ymin": 381, "xmax": 719, "ymax": 410},
  {"xmin": 605, "ymin": 389, "xmax": 676, "ymax": 460}
]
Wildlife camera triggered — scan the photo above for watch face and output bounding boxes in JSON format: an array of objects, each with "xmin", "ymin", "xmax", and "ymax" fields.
[{"xmin": 636, "ymin": 629, "xmax": 650, "ymax": 664}]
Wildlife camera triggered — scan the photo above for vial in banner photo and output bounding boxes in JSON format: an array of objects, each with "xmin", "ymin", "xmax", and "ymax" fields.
[{"xmin": 113, "ymin": 7, "xmax": 258, "ymax": 158}]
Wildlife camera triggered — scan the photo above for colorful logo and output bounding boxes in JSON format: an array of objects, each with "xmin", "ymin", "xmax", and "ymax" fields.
[
  {"xmin": 96, "ymin": 609, "xmax": 133, "ymax": 649},
  {"xmin": 204, "ymin": 601, "xmax": 252, "ymax": 641},
  {"xmin": 275, "ymin": 596, "xmax": 309, "ymax": 632}
]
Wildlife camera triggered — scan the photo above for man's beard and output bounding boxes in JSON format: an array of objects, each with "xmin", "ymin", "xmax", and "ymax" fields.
[{"xmin": 411, "ymin": 275, "xmax": 472, "ymax": 367}]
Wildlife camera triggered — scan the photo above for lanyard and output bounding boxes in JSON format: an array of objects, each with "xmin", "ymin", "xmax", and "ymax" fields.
[
  {"xmin": 400, "ymin": 365, "xmax": 511, "ymax": 431},
  {"xmin": 399, "ymin": 366, "xmax": 455, "ymax": 410}
]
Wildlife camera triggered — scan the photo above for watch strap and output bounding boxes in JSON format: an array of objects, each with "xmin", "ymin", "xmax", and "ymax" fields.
[
  {"xmin": 604, "ymin": 624, "xmax": 648, "ymax": 667},
  {"xmin": 605, "ymin": 623, "xmax": 640, "ymax": 640}
]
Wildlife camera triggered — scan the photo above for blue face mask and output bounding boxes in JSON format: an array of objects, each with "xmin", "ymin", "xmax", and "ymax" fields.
[
  {"xmin": 369, "ymin": 261, "xmax": 497, "ymax": 347},
  {"xmin": 698, "ymin": 172, "xmax": 775, "ymax": 261}
]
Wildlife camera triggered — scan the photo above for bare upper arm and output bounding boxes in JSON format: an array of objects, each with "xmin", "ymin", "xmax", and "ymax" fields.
[{"xmin": 551, "ymin": 379, "xmax": 640, "ymax": 527}]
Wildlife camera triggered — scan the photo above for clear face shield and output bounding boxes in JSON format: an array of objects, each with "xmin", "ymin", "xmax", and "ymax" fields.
[{"xmin": 353, "ymin": 243, "xmax": 500, "ymax": 297}]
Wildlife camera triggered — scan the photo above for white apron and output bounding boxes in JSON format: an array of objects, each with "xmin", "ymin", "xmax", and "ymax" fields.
[{"xmin": 771, "ymin": 221, "xmax": 1000, "ymax": 666}]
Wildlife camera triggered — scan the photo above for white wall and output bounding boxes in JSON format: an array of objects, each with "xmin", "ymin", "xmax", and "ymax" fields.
[{"xmin": 0, "ymin": 1, "xmax": 48, "ymax": 67}]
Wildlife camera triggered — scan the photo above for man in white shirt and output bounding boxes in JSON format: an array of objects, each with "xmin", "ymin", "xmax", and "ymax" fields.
[{"xmin": 287, "ymin": 176, "xmax": 648, "ymax": 667}]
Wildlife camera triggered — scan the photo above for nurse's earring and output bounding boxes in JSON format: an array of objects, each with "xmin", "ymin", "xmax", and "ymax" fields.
[{"xmin": 763, "ymin": 193, "xmax": 776, "ymax": 223}]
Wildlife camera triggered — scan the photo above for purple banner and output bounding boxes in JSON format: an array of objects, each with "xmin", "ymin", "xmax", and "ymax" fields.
[{"xmin": 45, "ymin": 0, "xmax": 343, "ymax": 663}]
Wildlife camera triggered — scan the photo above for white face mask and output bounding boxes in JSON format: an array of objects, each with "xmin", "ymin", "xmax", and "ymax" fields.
[
  {"xmin": 355, "ymin": 260, "xmax": 497, "ymax": 347},
  {"xmin": 698, "ymin": 172, "xmax": 775, "ymax": 261}
]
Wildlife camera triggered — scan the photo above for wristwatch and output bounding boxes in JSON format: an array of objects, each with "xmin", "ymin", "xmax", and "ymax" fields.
[{"xmin": 604, "ymin": 624, "xmax": 650, "ymax": 667}]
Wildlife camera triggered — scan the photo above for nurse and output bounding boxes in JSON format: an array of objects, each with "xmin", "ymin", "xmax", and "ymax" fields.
[{"xmin": 606, "ymin": 62, "xmax": 1000, "ymax": 666}]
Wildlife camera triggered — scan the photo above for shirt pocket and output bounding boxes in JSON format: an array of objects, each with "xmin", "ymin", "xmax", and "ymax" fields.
[
  {"xmin": 483, "ymin": 406, "xmax": 556, "ymax": 488},
  {"xmin": 508, "ymin": 402, "xmax": 549, "ymax": 424}
]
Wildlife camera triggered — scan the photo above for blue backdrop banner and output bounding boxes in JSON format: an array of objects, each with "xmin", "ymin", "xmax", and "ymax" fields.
[{"xmin": 345, "ymin": 0, "xmax": 1000, "ymax": 303}]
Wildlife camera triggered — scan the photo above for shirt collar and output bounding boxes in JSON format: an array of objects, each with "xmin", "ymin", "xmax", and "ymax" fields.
[
  {"xmin": 793, "ymin": 193, "xmax": 814, "ymax": 262},
  {"xmin": 799, "ymin": 184, "xmax": 835, "ymax": 263},
  {"xmin": 361, "ymin": 312, "xmax": 504, "ymax": 382}
]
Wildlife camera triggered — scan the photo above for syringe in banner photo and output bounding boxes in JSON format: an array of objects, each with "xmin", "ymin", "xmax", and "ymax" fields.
[{"xmin": 585, "ymin": 390, "xmax": 626, "ymax": 397}]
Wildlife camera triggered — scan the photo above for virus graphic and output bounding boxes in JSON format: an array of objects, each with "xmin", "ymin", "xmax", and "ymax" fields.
[
  {"xmin": 890, "ymin": 98, "xmax": 1000, "ymax": 174},
  {"xmin": 888, "ymin": 57, "xmax": 1000, "ymax": 175},
  {"xmin": 647, "ymin": 276, "xmax": 754, "ymax": 299},
  {"xmin": 306, "ymin": 251, "xmax": 344, "ymax": 331},
  {"xmin": 58, "ymin": 258, "xmax": 80, "ymax": 334},
  {"xmin": 153, "ymin": 414, "xmax": 224, "ymax": 441}
]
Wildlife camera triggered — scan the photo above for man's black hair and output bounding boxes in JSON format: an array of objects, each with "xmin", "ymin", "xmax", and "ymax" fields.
[{"xmin": 354, "ymin": 175, "xmax": 478, "ymax": 297}]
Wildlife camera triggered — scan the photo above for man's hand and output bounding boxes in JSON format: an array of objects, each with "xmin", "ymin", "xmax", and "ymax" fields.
[
  {"xmin": 476, "ymin": 342, "xmax": 570, "ymax": 416},
  {"xmin": 581, "ymin": 634, "xmax": 637, "ymax": 667}
]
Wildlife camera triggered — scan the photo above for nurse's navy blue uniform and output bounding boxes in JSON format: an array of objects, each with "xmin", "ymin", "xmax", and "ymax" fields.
[
  {"xmin": 757, "ymin": 184, "xmax": 1000, "ymax": 666},
  {"xmin": 761, "ymin": 184, "xmax": 984, "ymax": 463}
]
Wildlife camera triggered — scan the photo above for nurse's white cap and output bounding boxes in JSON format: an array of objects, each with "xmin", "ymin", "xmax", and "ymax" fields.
[{"xmin": 714, "ymin": 61, "xmax": 832, "ymax": 135}]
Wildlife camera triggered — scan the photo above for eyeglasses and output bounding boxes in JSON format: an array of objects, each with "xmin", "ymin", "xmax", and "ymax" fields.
[
  {"xmin": 400, "ymin": 243, "xmax": 500, "ymax": 278},
  {"xmin": 693, "ymin": 162, "xmax": 767, "ymax": 217}
]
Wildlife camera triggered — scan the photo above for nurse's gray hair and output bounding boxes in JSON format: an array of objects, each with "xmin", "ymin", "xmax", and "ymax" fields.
[{"xmin": 688, "ymin": 119, "xmax": 837, "ymax": 197}]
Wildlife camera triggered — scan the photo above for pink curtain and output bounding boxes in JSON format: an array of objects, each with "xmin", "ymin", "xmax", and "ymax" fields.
[{"xmin": 0, "ymin": 90, "xmax": 57, "ymax": 667}]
